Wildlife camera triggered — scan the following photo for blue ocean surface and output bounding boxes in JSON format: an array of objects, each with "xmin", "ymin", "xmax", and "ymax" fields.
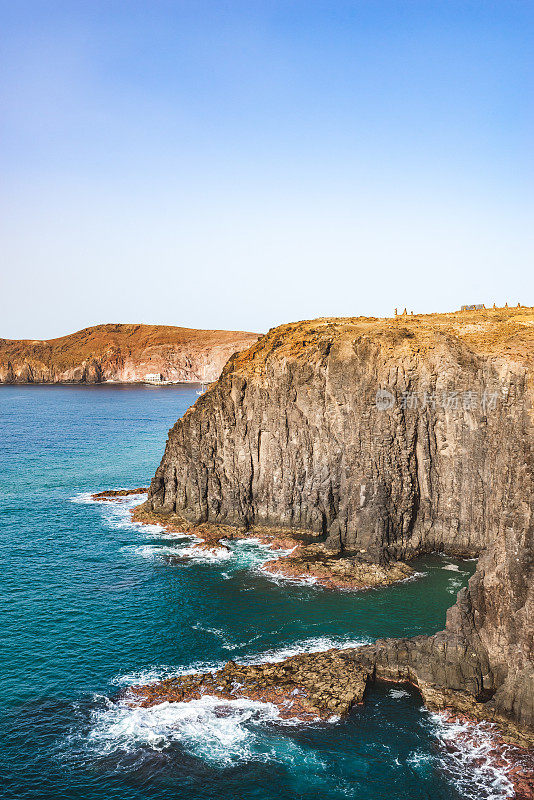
[{"xmin": 0, "ymin": 386, "xmax": 513, "ymax": 799}]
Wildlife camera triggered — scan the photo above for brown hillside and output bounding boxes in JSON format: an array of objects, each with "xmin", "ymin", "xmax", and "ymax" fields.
[{"xmin": 0, "ymin": 323, "xmax": 260, "ymax": 384}]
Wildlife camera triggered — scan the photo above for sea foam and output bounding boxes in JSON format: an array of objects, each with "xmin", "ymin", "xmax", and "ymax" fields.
[
  {"xmin": 429, "ymin": 713, "xmax": 515, "ymax": 799},
  {"xmin": 80, "ymin": 693, "xmax": 327, "ymax": 769}
]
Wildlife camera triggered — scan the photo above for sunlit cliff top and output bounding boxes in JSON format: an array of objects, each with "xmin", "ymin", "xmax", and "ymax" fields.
[{"xmin": 229, "ymin": 306, "xmax": 534, "ymax": 374}]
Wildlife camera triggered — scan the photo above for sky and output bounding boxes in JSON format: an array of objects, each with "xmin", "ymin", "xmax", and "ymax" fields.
[{"xmin": 1, "ymin": 0, "xmax": 533, "ymax": 338}]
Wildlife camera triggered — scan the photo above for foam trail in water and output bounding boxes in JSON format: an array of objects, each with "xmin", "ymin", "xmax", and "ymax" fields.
[
  {"xmin": 190, "ymin": 623, "xmax": 262, "ymax": 651},
  {"xmin": 69, "ymin": 492, "xmax": 156, "ymax": 534},
  {"xmin": 70, "ymin": 491, "xmax": 147, "ymax": 505},
  {"xmin": 241, "ymin": 635, "xmax": 369, "ymax": 664},
  {"xmin": 447, "ymin": 577, "xmax": 464, "ymax": 595},
  {"xmin": 78, "ymin": 492, "xmax": 294, "ymax": 569},
  {"xmin": 70, "ymin": 492, "xmax": 99, "ymax": 504},
  {"xmin": 389, "ymin": 688, "xmax": 410, "ymax": 699},
  {"xmin": 258, "ymin": 566, "xmax": 319, "ymax": 588},
  {"xmin": 176, "ymin": 544, "xmax": 233, "ymax": 562}
]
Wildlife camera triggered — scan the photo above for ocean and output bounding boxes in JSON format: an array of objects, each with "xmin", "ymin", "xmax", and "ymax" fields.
[{"xmin": 0, "ymin": 385, "xmax": 513, "ymax": 799}]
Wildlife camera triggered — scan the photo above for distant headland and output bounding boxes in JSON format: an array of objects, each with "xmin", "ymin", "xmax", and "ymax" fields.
[{"xmin": 0, "ymin": 323, "xmax": 259, "ymax": 385}]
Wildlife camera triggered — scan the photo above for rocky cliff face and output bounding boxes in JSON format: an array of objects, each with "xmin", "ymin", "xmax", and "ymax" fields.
[
  {"xmin": 0, "ymin": 324, "xmax": 259, "ymax": 384},
  {"xmin": 147, "ymin": 308, "xmax": 533, "ymax": 735}
]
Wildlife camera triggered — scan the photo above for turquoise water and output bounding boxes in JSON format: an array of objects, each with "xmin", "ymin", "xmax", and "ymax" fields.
[{"xmin": 1, "ymin": 386, "xmax": 508, "ymax": 799}]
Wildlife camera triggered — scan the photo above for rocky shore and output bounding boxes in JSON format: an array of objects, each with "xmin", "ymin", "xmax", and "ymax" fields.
[
  {"xmin": 92, "ymin": 488, "xmax": 148, "ymax": 500},
  {"xmin": 261, "ymin": 543, "xmax": 413, "ymax": 588},
  {"xmin": 128, "ymin": 649, "xmax": 367, "ymax": 721},
  {"xmin": 437, "ymin": 712, "xmax": 534, "ymax": 800},
  {"xmin": 123, "ymin": 488, "xmax": 534, "ymax": 792},
  {"xmin": 97, "ymin": 307, "xmax": 534, "ymax": 793},
  {"xmin": 125, "ymin": 648, "xmax": 533, "ymax": 797},
  {"xmin": 130, "ymin": 502, "xmax": 414, "ymax": 589}
]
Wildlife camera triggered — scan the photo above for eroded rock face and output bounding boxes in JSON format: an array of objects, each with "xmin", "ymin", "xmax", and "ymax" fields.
[
  {"xmin": 149, "ymin": 312, "xmax": 532, "ymax": 561},
  {"xmin": 146, "ymin": 309, "xmax": 534, "ymax": 736},
  {"xmin": 0, "ymin": 323, "xmax": 259, "ymax": 384}
]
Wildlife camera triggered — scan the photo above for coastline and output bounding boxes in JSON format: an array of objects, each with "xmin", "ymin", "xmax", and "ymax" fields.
[
  {"xmin": 129, "ymin": 500, "xmax": 415, "ymax": 590},
  {"xmin": 0, "ymin": 380, "xmax": 205, "ymax": 387},
  {"xmin": 436, "ymin": 712, "xmax": 534, "ymax": 800},
  {"xmin": 125, "ymin": 648, "xmax": 534, "ymax": 798},
  {"xmin": 92, "ymin": 488, "xmax": 534, "ymax": 795}
]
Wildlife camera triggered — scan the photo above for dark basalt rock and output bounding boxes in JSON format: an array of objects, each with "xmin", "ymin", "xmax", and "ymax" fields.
[
  {"xmin": 92, "ymin": 487, "xmax": 148, "ymax": 500},
  {"xmin": 146, "ymin": 311, "xmax": 534, "ymax": 737}
]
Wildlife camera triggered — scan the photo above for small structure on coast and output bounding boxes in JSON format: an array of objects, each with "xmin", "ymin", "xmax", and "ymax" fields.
[{"xmin": 144, "ymin": 373, "xmax": 164, "ymax": 384}]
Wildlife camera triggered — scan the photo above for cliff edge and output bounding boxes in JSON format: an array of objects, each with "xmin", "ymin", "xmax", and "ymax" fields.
[
  {"xmin": 0, "ymin": 323, "xmax": 259, "ymax": 384},
  {"xmin": 145, "ymin": 307, "xmax": 534, "ymax": 737}
]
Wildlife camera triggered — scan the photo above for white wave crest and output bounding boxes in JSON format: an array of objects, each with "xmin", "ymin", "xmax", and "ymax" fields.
[
  {"xmin": 240, "ymin": 635, "xmax": 369, "ymax": 664},
  {"xmin": 447, "ymin": 577, "xmax": 464, "ymax": 594},
  {"xmin": 130, "ymin": 541, "xmax": 233, "ymax": 563},
  {"xmin": 389, "ymin": 688, "xmax": 410, "ymax": 699},
  {"xmin": 178, "ymin": 544, "xmax": 233, "ymax": 562},
  {"xmin": 407, "ymin": 749, "xmax": 434, "ymax": 771},
  {"xmin": 70, "ymin": 490, "xmax": 147, "ymax": 505},
  {"xmin": 258, "ymin": 565, "xmax": 319, "ymax": 587},
  {"xmin": 70, "ymin": 491, "xmax": 152, "ymax": 534},
  {"xmin": 83, "ymin": 694, "xmax": 326, "ymax": 768},
  {"xmin": 69, "ymin": 492, "xmax": 99, "ymax": 504},
  {"xmin": 430, "ymin": 713, "xmax": 515, "ymax": 799},
  {"xmin": 397, "ymin": 569, "xmax": 428, "ymax": 583}
]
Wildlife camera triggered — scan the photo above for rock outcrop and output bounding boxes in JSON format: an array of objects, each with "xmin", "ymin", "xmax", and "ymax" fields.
[
  {"xmin": 144, "ymin": 307, "xmax": 534, "ymax": 737},
  {"xmin": 129, "ymin": 649, "xmax": 367, "ymax": 721},
  {"xmin": 0, "ymin": 323, "xmax": 259, "ymax": 384},
  {"xmin": 92, "ymin": 488, "xmax": 148, "ymax": 500}
]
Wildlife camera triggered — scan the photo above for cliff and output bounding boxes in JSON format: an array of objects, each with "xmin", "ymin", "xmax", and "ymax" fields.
[
  {"xmin": 145, "ymin": 307, "xmax": 534, "ymax": 737},
  {"xmin": 0, "ymin": 323, "xmax": 259, "ymax": 384}
]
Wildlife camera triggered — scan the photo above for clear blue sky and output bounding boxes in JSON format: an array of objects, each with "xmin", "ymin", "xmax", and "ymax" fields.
[{"xmin": 1, "ymin": 1, "xmax": 532, "ymax": 338}]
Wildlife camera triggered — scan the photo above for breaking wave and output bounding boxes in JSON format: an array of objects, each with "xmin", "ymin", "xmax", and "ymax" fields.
[
  {"xmin": 240, "ymin": 635, "xmax": 369, "ymax": 664},
  {"xmin": 111, "ymin": 634, "xmax": 369, "ymax": 690},
  {"xmin": 69, "ymin": 491, "xmax": 156, "ymax": 533},
  {"xmin": 68, "ymin": 491, "xmax": 505, "ymax": 797},
  {"xmin": 69, "ymin": 693, "xmax": 328, "ymax": 771},
  {"xmin": 429, "ymin": 713, "xmax": 515, "ymax": 799},
  {"xmin": 75, "ymin": 492, "xmax": 292, "ymax": 570},
  {"xmin": 389, "ymin": 688, "xmax": 410, "ymax": 699}
]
